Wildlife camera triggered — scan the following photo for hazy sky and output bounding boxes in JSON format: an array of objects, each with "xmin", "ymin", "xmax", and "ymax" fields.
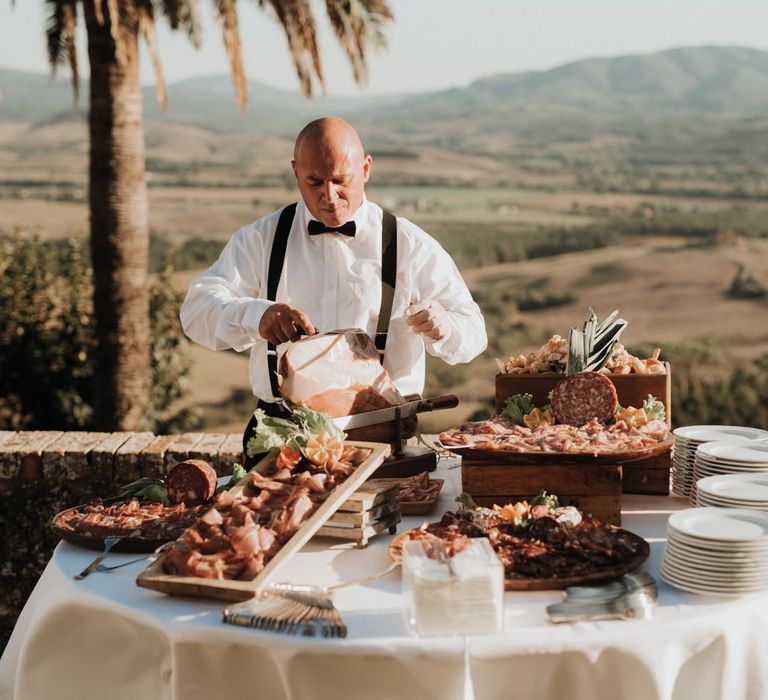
[{"xmin": 1, "ymin": 0, "xmax": 767, "ymax": 96}]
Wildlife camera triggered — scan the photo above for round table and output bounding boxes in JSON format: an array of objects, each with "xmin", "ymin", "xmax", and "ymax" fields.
[{"xmin": 2, "ymin": 458, "xmax": 768, "ymax": 700}]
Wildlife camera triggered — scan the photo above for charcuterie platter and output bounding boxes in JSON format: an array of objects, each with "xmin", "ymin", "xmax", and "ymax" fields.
[
  {"xmin": 51, "ymin": 459, "xmax": 228, "ymax": 553},
  {"xmin": 137, "ymin": 439, "xmax": 390, "ymax": 602},
  {"xmin": 438, "ymin": 434, "xmax": 674, "ymax": 464},
  {"xmin": 388, "ymin": 495, "xmax": 650, "ymax": 591}
]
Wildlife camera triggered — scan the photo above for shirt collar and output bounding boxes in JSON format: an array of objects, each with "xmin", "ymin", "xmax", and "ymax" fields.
[{"xmin": 299, "ymin": 196, "xmax": 369, "ymax": 236}]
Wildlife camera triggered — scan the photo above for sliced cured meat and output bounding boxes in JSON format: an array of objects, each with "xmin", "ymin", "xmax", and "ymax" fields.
[
  {"xmin": 550, "ymin": 371, "xmax": 618, "ymax": 426},
  {"xmin": 278, "ymin": 329, "xmax": 404, "ymax": 417},
  {"xmin": 439, "ymin": 417, "xmax": 668, "ymax": 454},
  {"xmin": 165, "ymin": 459, "xmax": 218, "ymax": 506}
]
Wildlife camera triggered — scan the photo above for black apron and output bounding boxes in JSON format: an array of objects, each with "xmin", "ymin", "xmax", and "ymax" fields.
[{"xmin": 242, "ymin": 204, "xmax": 398, "ymax": 466}]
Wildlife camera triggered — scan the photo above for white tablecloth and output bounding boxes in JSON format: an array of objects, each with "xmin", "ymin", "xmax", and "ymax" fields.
[{"xmin": 3, "ymin": 458, "xmax": 768, "ymax": 700}]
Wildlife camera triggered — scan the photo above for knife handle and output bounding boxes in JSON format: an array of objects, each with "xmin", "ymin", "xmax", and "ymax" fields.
[{"xmin": 422, "ymin": 395, "xmax": 459, "ymax": 411}]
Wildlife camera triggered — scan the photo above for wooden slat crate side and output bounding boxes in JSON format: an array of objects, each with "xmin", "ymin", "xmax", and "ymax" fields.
[
  {"xmin": 461, "ymin": 461, "xmax": 622, "ymax": 497},
  {"xmin": 216, "ymin": 433, "xmax": 244, "ymax": 476},
  {"xmin": 140, "ymin": 434, "xmax": 180, "ymax": 478},
  {"xmin": 496, "ymin": 364, "xmax": 672, "ymax": 426},
  {"xmin": 621, "ymin": 449, "xmax": 671, "ymax": 495},
  {"xmin": 471, "ymin": 494, "xmax": 622, "ymax": 526},
  {"xmin": 113, "ymin": 432, "xmax": 157, "ymax": 484},
  {"xmin": 165, "ymin": 433, "xmax": 206, "ymax": 471}
]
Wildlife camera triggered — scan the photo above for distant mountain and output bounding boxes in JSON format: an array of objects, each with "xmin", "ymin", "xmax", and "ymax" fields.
[{"xmin": 2, "ymin": 46, "xmax": 768, "ymax": 134}]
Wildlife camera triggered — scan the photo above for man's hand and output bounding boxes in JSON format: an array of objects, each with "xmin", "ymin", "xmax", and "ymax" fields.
[
  {"xmin": 259, "ymin": 303, "xmax": 316, "ymax": 345},
  {"xmin": 406, "ymin": 300, "xmax": 450, "ymax": 341}
]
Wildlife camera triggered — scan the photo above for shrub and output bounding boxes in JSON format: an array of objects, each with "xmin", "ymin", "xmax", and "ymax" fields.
[{"xmin": 0, "ymin": 231, "xmax": 196, "ymax": 432}]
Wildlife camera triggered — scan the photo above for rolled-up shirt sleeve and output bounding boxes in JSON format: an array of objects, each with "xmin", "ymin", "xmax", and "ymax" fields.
[
  {"xmin": 180, "ymin": 224, "xmax": 273, "ymax": 353},
  {"xmin": 403, "ymin": 221, "xmax": 488, "ymax": 365}
]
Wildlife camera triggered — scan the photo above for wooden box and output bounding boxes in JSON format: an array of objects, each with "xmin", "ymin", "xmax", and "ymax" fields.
[
  {"xmin": 495, "ymin": 363, "xmax": 672, "ymax": 496},
  {"xmin": 461, "ymin": 457, "xmax": 623, "ymax": 525},
  {"xmin": 495, "ymin": 363, "xmax": 672, "ymax": 425},
  {"xmin": 316, "ymin": 481, "xmax": 401, "ymax": 547}
]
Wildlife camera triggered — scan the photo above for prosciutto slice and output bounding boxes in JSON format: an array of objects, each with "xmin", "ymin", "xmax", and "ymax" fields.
[{"xmin": 278, "ymin": 329, "xmax": 404, "ymax": 417}]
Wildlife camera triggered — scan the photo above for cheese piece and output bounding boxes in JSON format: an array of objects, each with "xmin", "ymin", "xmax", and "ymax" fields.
[{"xmin": 278, "ymin": 329, "xmax": 404, "ymax": 417}]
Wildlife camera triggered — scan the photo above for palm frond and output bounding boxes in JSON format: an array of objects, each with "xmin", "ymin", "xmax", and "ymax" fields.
[
  {"xmin": 138, "ymin": 1, "xmax": 168, "ymax": 111},
  {"xmin": 214, "ymin": 0, "xmax": 247, "ymax": 111},
  {"xmin": 105, "ymin": 0, "xmax": 127, "ymax": 65},
  {"xmin": 325, "ymin": 0, "xmax": 392, "ymax": 85},
  {"xmin": 45, "ymin": 0, "xmax": 80, "ymax": 105},
  {"xmin": 159, "ymin": 0, "xmax": 203, "ymax": 48},
  {"xmin": 265, "ymin": 0, "xmax": 323, "ymax": 97}
]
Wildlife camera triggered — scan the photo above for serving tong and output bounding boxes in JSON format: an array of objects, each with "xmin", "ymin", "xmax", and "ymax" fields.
[{"xmin": 546, "ymin": 572, "xmax": 657, "ymax": 623}]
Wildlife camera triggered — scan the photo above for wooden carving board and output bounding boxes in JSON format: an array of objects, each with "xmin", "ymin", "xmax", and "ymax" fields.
[{"xmin": 136, "ymin": 440, "xmax": 391, "ymax": 602}]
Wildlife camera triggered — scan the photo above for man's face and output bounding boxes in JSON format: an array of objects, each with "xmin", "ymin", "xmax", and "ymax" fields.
[{"xmin": 292, "ymin": 142, "xmax": 372, "ymax": 228}]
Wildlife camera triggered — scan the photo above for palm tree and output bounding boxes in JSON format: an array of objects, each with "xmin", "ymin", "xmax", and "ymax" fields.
[{"xmin": 40, "ymin": 0, "xmax": 394, "ymax": 430}]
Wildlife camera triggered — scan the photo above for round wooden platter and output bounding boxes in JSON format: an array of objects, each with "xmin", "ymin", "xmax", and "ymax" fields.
[
  {"xmin": 388, "ymin": 526, "xmax": 650, "ymax": 592},
  {"xmin": 440, "ymin": 435, "xmax": 674, "ymax": 465}
]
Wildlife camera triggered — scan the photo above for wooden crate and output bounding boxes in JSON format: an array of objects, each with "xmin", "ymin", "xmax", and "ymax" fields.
[
  {"xmin": 461, "ymin": 457, "xmax": 623, "ymax": 525},
  {"xmin": 316, "ymin": 481, "xmax": 401, "ymax": 547},
  {"xmin": 495, "ymin": 363, "xmax": 672, "ymax": 426},
  {"xmin": 621, "ymin": 449, "xmax": 671, "ymax": 495}
]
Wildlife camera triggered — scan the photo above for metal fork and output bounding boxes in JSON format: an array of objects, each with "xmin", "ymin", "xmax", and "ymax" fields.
[
  {"xmin": 88, "ymin": 542, "xmax": 172, "ymax": 574},
  {"xmin": 73, "ymin": 536, "xmax": 123, "ymax": 580}
]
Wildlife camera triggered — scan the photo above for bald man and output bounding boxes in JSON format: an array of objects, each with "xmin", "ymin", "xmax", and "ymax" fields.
[{"xmin": 180, "ymin": 117, "xmax": 487, "ymax": 452}]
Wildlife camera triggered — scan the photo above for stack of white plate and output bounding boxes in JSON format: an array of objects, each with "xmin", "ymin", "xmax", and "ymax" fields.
[
  {"xmin": 691, "ymin": 439, "xmax": 768, "ymax": 504},
  {"xmin": 671, "ymin": 426, "xmax": 768, "ymax": 497},
  {"xmin": 661, "ymin": 508, "xmax": 768, "ymax": 596},
  {"xmin": 696, "ymin": 473, "xmax": 768, "ymax": 510}
]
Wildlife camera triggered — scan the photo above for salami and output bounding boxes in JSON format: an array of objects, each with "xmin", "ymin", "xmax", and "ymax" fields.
[
  {"xmin": 550, "ymin": 371, "xmax": 618, "ymax": 426},
  {"xmin": 165, "ymin": 459, "xmax": 218, "ymax": 506}
]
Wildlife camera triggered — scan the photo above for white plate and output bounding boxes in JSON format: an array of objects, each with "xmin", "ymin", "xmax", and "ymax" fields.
[
  {"xmin": 696, "ymin": 496, "xmax": 768, "ymax": 510},
  {"xmin": 668, "ymin": 531, "xmax": 768, "ymax": 555},
  {"xmin": 673, "ymin": 426, "xmax": 768, "ymax": 443},
  {"xmin": 697, "ymin": 440, "xmax": 768, "ymax": 465},
  {"xmin": 698, "ymin": 474, "xmax": 768, "ymax": 498},
  {"xmin": 663, "ymin": 545, "xmax": 768, "ymax": 571},
  {"xmin": 660, "ymin": 562, "xmax": 768, "ymax": 588},
  {"xmin": 660, "ymin": 566, "xmax": 768, "ymax": 595},
  {"xmin": 661, "ymin": 560, "xmax": 768, "ymax": 584},
  {"xmin": 672, "ymin": 425, "xmax": 768, "ymax": 442},
  {"xmin": 664, "ymin": 546, "xmax": 768, "ymax": 572},
  {"xmin": 668, "ymin": 508, "xmax": 768, "ymax": 543}
]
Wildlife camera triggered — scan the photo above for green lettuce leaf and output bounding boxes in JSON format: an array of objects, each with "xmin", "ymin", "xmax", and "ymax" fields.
[
  {"xmin": 245, "ymin": 408, "xmax": 302, "ymax": 457},
  {"xmin": 292, "ymin": 406, "xmax": 346, "ymax": 446},
  {"xmin": 642, "ymin": 395, "xmax": 666, "ymax": 422},
  {"xmin": 500, "ymin": 393, "xmax": 535, "ymax": 424},
  {"xmin": 245, "ymin": 407, "xmax": 346, "ymax": 458}
]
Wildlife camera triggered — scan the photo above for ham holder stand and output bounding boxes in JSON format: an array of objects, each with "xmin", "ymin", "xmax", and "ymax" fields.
[{"xmin": 331, "ymin": 395, "xmax": 459, "ymax": 478}]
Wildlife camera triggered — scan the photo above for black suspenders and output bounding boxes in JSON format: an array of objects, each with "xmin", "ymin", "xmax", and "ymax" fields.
[{"xmin": 264, "ymin": 204, "xmax": 398, "ymax": 399}]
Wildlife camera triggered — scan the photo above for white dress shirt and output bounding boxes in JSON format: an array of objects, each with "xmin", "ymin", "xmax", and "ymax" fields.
[{"xmin": 180, "ymin": 198, "xmax": 487, "ymax": 402}]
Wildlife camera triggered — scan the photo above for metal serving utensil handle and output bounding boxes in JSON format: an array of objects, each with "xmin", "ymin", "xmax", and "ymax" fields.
[{"xmin": 74, "ymin": 536, "xmax": 122, "ymax": 580}]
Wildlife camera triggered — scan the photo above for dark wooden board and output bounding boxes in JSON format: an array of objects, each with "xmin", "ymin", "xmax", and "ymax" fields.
[{"xmin": 495, "ymin": 363, "xmax": 672, "ymax": 426}]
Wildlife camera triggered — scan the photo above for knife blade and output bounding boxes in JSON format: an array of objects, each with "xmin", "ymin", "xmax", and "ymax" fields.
[{"xmin": 331, "ymin": 395, "xmax": 458, "ymax": 431}]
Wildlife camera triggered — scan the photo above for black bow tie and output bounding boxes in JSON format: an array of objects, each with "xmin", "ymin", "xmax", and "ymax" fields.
[{"xmin": 307, "ymin": 220, "xmax": 356, "ymax": 237}]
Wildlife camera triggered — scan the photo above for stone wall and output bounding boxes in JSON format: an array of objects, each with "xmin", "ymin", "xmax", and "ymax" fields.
[{"xmin": 0, "ymin": 430, "xmax": 244, "ymax": 653}]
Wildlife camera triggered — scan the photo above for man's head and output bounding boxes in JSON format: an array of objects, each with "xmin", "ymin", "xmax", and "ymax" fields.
[{"xmin": 292, "ymin": 117, "xmax": 372, "ymax": 227}]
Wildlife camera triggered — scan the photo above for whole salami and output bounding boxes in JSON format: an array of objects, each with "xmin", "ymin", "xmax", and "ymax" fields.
[
  {"xmin": 165, "ymin": 459, "xmax": 218, "ymax": 506},
  {"xmin": 550, "ymin": 371, "xmax": 618, "ymax": 426}
]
